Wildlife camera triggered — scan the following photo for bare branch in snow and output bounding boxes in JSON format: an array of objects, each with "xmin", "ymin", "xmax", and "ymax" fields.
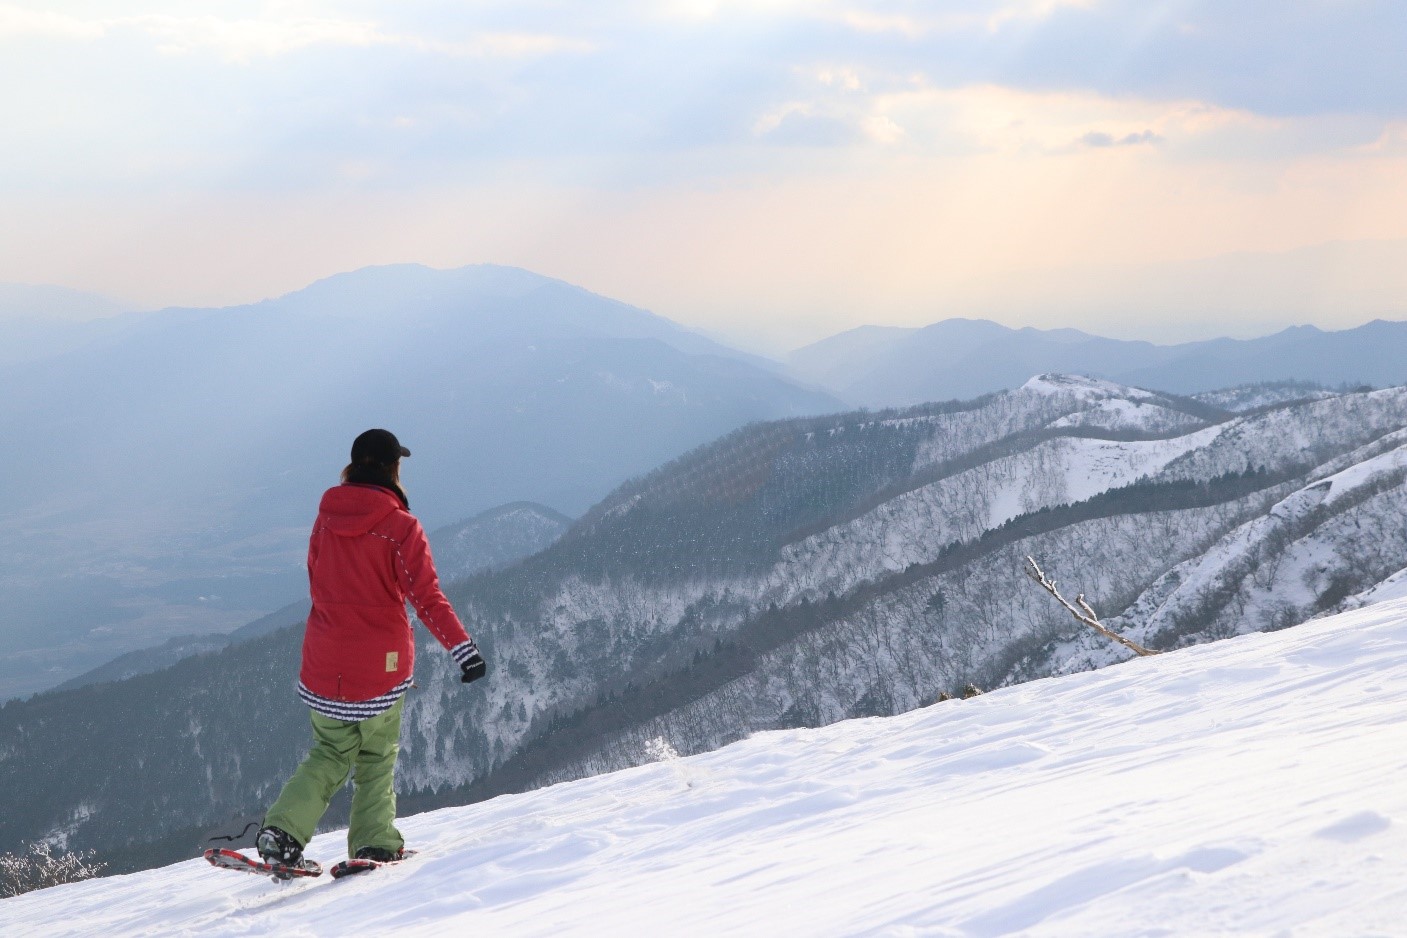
[{"xmin": 1024, "ymin": 556, "xmax": 1160, "ymax": 657}]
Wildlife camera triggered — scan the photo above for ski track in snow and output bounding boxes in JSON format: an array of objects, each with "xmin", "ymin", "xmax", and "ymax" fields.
[{"xmin": 9, "ymin": 598, "xmax": 1407, "ymax": 935}]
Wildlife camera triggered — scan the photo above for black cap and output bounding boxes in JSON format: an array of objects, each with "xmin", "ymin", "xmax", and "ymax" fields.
[{"xmin": 351, "ymin": 429, "xmax": 410, "ymax": 465}]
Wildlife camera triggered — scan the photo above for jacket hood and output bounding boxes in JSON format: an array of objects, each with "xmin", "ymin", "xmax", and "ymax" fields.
[{"xmin": 317, "ymin": 484, "xmax": 404, "ymax": 536}]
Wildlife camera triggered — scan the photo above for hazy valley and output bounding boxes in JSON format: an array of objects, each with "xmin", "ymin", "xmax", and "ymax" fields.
[{"xmin": 0, "ymin": 266, "xmax": 839, "ymax": 699}]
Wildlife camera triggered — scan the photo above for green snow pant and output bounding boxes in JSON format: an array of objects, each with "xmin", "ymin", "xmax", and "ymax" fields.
[{"xmin": 263, "ymin": 697, "xmax": 406, "ymax": 856}]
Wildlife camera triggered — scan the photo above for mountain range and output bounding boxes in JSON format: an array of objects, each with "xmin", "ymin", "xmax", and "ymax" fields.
[
  {"xmin": 789, "ymin": 318, "xmax": 1407, "ymax": 407},
  {"xmin": 6, "ymin": 374, "xmax": 1406, "ymax": 876}
]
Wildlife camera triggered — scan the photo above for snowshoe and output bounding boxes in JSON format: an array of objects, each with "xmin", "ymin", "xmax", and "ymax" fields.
[
  {"xmin": 204, "ymin": 847, "xmax": 323, "ymax": 881},
  {"xmin": 330, "ymin": 848, "xmax": 418, "ymax": 880}
]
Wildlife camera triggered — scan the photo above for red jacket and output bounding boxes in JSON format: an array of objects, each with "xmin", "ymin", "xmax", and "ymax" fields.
[{"xmin": 300, "ymin": 483, "xmax": 471, "ymax": 702}]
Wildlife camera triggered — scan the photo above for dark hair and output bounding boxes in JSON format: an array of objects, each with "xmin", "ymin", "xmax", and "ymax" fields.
[{"xmin": 341, "ymin": 458, "xmax": 409, "ymax": 508}]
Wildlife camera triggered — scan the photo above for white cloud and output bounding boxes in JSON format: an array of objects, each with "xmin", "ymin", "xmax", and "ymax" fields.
[
  {"xmin": 985, "ymin": 0, "xmax": 1098, "ymax": 30},
  {"xmin": 861, "ymin": 113, "xmax": 906, "ymax": 145},
  {"xmin": 0, "ymin": 3, "xmax": 593, "ymax": 64},
  {"xmin": 835, "ymin": 10, "xmax": 936, "ymax": 38},
  {"xmin": 749, "ymin": 74, "xmax": 1316, "ymax": 159},
  {"xmin": 748, "ymin": 76, "xmax": 1386, "ymax": 166},
  {"xmin": 658, "ymin": 0, "xmax": 815, "ymax": 20},
  {"xmin": 135, "ymin": 14, "xmax": 383, "ymax": 61},
  {"xmin": 445, "ymin": 33, "xmax": 596, "ymax": 58},
  {"xmin": 1356, "ymin": 121, "xmax": 1407, "ymax": 157},
  {"xmin": 1080, "ymin": 129, "xmax": 1162, "ymax": 148},
  {"xmin": 754, "ymin": 66, "xmax": 911, "ymax": 147},
  {"xmin": 815, "ymin": 67, "xmax": 864, "ymax": 92},
  {"xmin": 869, "ymin": 84, "xmax": 1280, "ymax": 157},
  {"xmin": 831, "ymin": 0, "xmax": 1098, "ymax": 37},
  {"xmin": 0, "ymin": 4, "xmax": 105, "ymax": 40}
]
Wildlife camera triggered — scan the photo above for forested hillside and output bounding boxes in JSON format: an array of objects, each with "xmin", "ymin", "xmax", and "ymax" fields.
[{"xmin": 5, "ymin": 375, "xmax": 1406, "ymax": 875}]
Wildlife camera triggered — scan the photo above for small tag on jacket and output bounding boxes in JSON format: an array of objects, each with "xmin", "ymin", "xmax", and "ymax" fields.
[{"xmin": 385, "ymin": 651, "xmax": 399, "ymax": 672}]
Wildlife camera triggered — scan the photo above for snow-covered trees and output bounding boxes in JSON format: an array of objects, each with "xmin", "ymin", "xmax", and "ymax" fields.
[{"xmin": 0, "ymin": 842, "xmax": 106, "ymax": 898}]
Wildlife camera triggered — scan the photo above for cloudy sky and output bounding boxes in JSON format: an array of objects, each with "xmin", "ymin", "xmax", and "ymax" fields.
[{"xmin": 2, "ymin": 1, "xmax": 1406, "ymax": 348}]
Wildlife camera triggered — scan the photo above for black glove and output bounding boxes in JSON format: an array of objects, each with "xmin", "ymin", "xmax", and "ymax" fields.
[{"xmin": 460, "ymin": 651, "xmax": 487, "ymax": 684}]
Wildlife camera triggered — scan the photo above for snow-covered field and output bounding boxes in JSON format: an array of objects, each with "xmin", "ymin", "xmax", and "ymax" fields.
[{"xmin": 10, "ymin": 600, "xmax": 1407, "ymax": 937}]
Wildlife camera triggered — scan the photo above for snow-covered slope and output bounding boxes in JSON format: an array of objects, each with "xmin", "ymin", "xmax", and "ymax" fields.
[
  {"xmin": 10, "ymin": 377, "xmax": 1407, "ymax": 877},
  {"xmin": 9, "ymin": 599, "xmax": 1407, "ymax": 936},
  {"xmin": 1347, "ymin": 566, "xmax": 1407, "ymax": 608},
  {"xmin": 1057, "ymin": 429, "xmax": 1407, "ymax": 669},
  {"xmin": 1193, "ymin": 381, "xmax": 1339, "ymax": 413}
]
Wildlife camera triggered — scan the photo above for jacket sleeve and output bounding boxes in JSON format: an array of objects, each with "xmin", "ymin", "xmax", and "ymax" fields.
[{"xmin": 393, "ymin": 516, "xmax": 477, "ymax": 663}]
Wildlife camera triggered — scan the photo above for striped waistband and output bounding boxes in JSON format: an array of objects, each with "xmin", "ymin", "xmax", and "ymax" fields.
[{"xmin": 298, "ymin": 677, "xmax": 412, "ymax": 722}]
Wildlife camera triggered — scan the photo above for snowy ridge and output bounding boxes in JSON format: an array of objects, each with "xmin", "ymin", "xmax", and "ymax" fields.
[
  {"xmin": 1020, "ymin": 372, "xmax": 1160, "ymax": 400},
  {"xmin": 776, "ymin": 427, "xmax": 1227, "ymax": 594},
  {"xmin": 1192, "ymin": 382, "xmax": 1338, "ymax": 413},
  {"xmin": 9, "ymin": 599, "xmax": 1407, "ymax": 935},
  {"xmin": 1045, "ymin": 398, "xmax": 1204, "ymax": 433},
  {"xmin": 1139, "ymin": 440, "xmax": 1407, "ymax": 637},
  {"xmin": 1150, "ymin": 387, "xmax": 1407, "ymax": 483},
  {"xmin": 1036, "ymin": 436, "xmax": 1407, "ymax": 677},
  {"xmin": 1348, "ymin": 566, "xmax": 1407, "ymax": 607}
]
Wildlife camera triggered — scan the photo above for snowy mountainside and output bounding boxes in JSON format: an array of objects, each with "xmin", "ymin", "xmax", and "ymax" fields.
[
  {"xmin": 1027, "ymin": 435, "xmax": 1407, "ymax": 679},
  {"xmin": 8, "ymin": 597, "xmax": 1407, "ymax": 935},
  {"xmin": 1192, "ymin": 379, "xmax": 1341, "ymax": 412},
  {"xmin": 1128, "ymin": 434, "xmax": 1407, "ymax": 647},
  {"xmin": 770, "ymin": 426, "xmax": 1226, "ymax": 595},
  {"xmin": 442, "ymin": 381, "xmax": 1407, "ymax": 794},
  {"xmin": 5, "ymin": 376, "xmax": 1407, "ymax": 878},
  {"xmin": 1345, "ymin": 564, "xmax": 1407, "ymax": 608}
]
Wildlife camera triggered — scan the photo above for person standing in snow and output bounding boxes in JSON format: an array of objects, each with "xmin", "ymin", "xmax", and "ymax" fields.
[{"xmin": 256, "ymin": 429, "xmax": 487, "ymax": 870}]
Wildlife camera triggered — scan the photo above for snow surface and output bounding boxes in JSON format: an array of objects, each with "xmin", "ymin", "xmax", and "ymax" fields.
[
  {"xmin": 1020, "ymin": 373, "xmax": 1158, "ymax": 401},
  {"xmin": 10, "ymin": 600, "xmax": 1407, "ymax": 936},
  {"xmin": 1044, "ymin": 397, "xmax": 1203, "ymax": 434},
  {"xmin": 1352, "ymin": 567, "xmax": 1407, "ymax": 608}
]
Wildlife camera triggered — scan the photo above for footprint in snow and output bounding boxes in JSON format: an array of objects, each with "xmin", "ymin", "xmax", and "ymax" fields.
[{"xmin": 1313, "ymin": 810, "xmax": 1392, "ymax": 843}]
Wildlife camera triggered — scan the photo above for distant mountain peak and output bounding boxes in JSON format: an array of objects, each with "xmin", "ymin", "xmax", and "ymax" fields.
[
  {"xmin": 916, "ymin": 317, "xmax": 1011, "ymax": 337},
  {"xmin": 0, "ymin": 283, "xmax": 133, "ymax": 320},
  {"xmin": 1020, "ymin": 373, "xmax": 1156, "ymax": 401},
  {"xmin": 286, "ymin": 263, "xmax": 566, "ymax": 310},
  {"xmin": 791, "ymin": 316, "xmax": 1407, "ymax": 408}
]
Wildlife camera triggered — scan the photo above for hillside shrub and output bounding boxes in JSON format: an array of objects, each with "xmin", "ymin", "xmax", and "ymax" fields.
[{"xmin": 0, "ymin": 842, "xmax": 107, "ymax": 898}]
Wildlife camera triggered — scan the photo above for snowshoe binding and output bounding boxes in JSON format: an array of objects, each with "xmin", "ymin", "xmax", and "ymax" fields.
[{"xmin": 330, "ymin": 847, "xmax": 418, "ymax": 880}]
